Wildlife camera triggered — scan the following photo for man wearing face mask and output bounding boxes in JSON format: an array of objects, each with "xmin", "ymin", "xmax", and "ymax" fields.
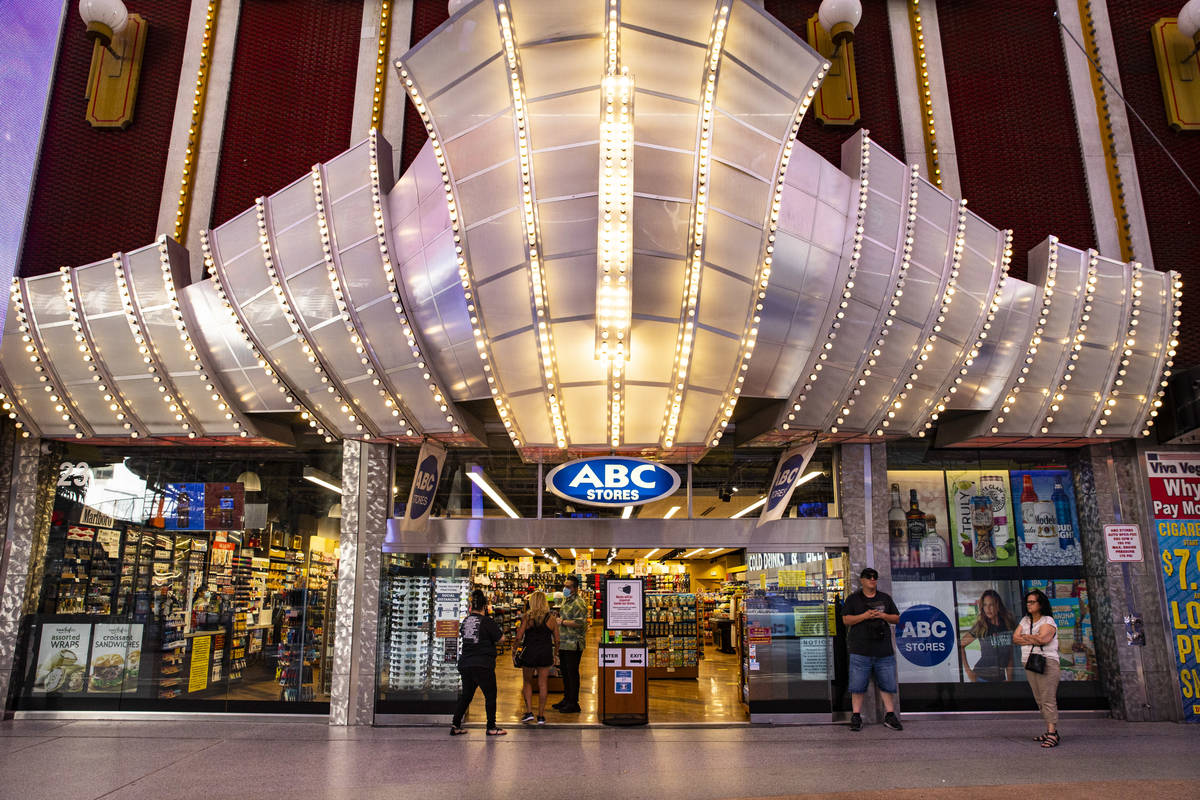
[{"xmin": 553, "ymin": 574, "xmax": 588, "ymax": 713}]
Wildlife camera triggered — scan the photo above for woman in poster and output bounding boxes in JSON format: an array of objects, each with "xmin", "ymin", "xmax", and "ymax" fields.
[{"xmin": 959, "ymin": 589, "xmax": 1016, "ymax": 682}]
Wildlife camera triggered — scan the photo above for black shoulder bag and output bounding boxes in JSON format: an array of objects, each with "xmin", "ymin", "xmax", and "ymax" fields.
[{"xmin": 1024, "ymin": 618, "xmax": 1047, "ymax": 674}]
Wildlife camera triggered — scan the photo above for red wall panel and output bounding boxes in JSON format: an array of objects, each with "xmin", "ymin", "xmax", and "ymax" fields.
[
  {"xmin": 210, "ymin": 0, "xmax": 363, "ymax": 227},
  {"xmin": 767, "ymin": 0, "xmax": 905, "ymax": 168},
  {"xmin": 398, "ymin": 0, "xmax": 450, "ymax": 175},
  {"xmin": 937, "ymin": 0, "xmax": 1095, "ymax": 282},
  {"xmin": 1108, "ymin": 2, "xmax": 1200, "ymax": 369},
  {"xmin": 20, "ymin": 1, "xmax": 189, "ymax": 277}
]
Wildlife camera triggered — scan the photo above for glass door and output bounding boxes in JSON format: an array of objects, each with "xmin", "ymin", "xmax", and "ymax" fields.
[{"xmin": 743, "ymin": 550, "xmax": 848, "ymax": 722}]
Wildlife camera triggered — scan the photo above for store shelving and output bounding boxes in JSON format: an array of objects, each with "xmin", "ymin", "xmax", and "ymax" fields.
[{"xmin": 645, "ymin": 593, "xmax": 699, "ymax": 679}]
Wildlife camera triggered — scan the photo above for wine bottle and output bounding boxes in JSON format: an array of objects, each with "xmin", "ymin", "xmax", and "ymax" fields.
[
  {"xmin": 905, "ymin": 490, "xmax": 926, "ymax": 567},
  {"xmin": 888, "ymin": 484, "xmax": 907, "ymax": 567}
]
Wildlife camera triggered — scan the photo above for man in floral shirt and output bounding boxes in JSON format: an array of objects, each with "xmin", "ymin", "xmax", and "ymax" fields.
[{"xmin": 554, "ymin": 574, "xmax": 589, "ymax": 713}]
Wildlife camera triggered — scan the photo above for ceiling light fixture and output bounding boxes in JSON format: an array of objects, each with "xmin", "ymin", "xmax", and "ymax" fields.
[
  {"xmin": 622, "ymin": 506, "xmax": 633, "ymax": 519},
  {"xmin": 730, "ymin": 496, "xmax": 767, "ymax": 519},
  {"xmin": 683, "ymin": 548, "xmax": 704, "ymax": 558},
  {"xmin": 466, "ymin": 471, "xmax": 520, "ymax": 518},
  {"xmin": 302, "ymin": 466, "xmax": 342, "ymax": 495},
  {"xmin": 664, "ymin": 505, "xmax": 681, "ymax": 519}
]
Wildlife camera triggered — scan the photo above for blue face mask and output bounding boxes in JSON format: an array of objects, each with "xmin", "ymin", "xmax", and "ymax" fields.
[{"xmin": 563, "ymin": 587, "xmax": 572, "ymax": 597}]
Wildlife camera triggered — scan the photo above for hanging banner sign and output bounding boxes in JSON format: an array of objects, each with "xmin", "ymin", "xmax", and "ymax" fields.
[
  {"xmin": 546, "ymin": 457, "xmax": 679, "ymax": 508},
  {"xmin": 400, "ymin": 440, "xmax": 446, "ymax": 533},
  {"xmin": 576, "ymin": 555, "xmax": 592, "ymax": 575},
  {"xmin": 757, "ymin": 441, "xmax": 818, "ymax": 527},
  {"xmin": 1144, "ymin": 451, "xmax": 1200, "ymax": 723}
]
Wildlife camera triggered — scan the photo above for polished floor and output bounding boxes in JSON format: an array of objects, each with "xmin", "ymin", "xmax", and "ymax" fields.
[
  {"xmin": 0, "ymin": 716, "xmax": 1195, "ymax": 800},
  {"xmin": 489, "ymin": 627, "xmax": 748, "ymax": 724}
]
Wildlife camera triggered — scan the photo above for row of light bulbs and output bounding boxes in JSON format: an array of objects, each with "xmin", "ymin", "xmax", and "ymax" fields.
[
  {"xmin": 832, "ymin": 164, "xmax": 922, "ymax": 435},
  {"xmin": 10, "ymin": 279, "xmax": 85, "ymax": 437},
  {"xmin": 1096, "ymin": 263, "xmax": 1145, "ymax": 435},
  {"xmin": 661, "ymin": 2, "xmax": 730, "ymax": 451},
  {"xmin": 396, "ymin": 64, "xmax": 523, "ymax": 448},
  {"xmin": 60, "ymin": 267, "xmax": 143, "ymax": 437},
  {"xmin": 874, "ymin": 197, "xmax": 969, "ymax": 436},
  {"xmin": 367, "ymin": 129, "xmax": 461, "ymax": 433},
  {"xmin": 311, "ymin": 165, "xmax": 415, "ymax": 436},
  {"xmin": 498, "ymin": 2, "xmax": 567, "ymax": 449},
  {"xmin": 991, "ymin": 236, "xmax": 1061, "ymax": 435},
  {"xmin": 1142, "ymin": 276, "xmax": 1183, "ymax": 436},
  {"xmin": 172, "ymin": 0, "xmax": 218, "ymax": 242},
  {"xmin": 919, "ymin": 230, "xmax": 1012, "ymax": 437},
  {"xmin": 706, "ymin": 65, "xmax": 829, "ymax": 448},
  {"xmin": 155, "ymin": 237, "xmax": 246, "ymax": 436},
  {"xmin": 784, "ymin": 133, "xmax": 873, "ymax": 432},
  {"xmin": 202, "ymin": 229, "xmax": 336, "ymax": 442},
  {"xmin": 908, "ymin": 0, "xmax": 941, "ymax": 188},
  {"xmin": 1040, "ymin": 253, "xmax": 1097, "ymax": 434},
  {"xmin": 255, "ymin": 197, "xmax": 374, "ymax": 436}
]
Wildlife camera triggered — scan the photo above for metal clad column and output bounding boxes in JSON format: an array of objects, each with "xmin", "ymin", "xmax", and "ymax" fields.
[{"xmin": 330, "ymin": 440, "xmax": 390, "ymax": 725}]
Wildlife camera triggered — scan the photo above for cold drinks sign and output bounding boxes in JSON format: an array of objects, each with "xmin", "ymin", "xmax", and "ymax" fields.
[{"xmin": 1144, "ymin": 451, "xmax": 1200, "ymax": 722}]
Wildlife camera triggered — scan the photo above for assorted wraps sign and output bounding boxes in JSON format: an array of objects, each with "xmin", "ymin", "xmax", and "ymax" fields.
[
  {"xmin": 546, "ymin": 457, "xmax": 679, "ymax": 508},
  {"xmin": 401, "ymin": 441, "xmax": 446, "ymax": 533},
  {"xmin": 757, "ymin": 441, "xmax": 817, "ymax": 527},
  {"xmin": 1144, "ymin": 451, "xmax": 1200, "ymax": 722}
]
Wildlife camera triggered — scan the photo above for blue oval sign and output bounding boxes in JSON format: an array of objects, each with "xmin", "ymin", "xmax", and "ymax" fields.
[
  {"xmin": 408, "ymin": 454, "xmax": 440, "ymax": 521},
  {"xmin": 895, "ymin": 603, "xmax": 954, "ymax": 667},
  {"xmin": 545, "ymin": 457, "xmax": 680, "ymax": 507}
]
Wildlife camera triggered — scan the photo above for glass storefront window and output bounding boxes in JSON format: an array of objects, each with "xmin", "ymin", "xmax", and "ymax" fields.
[
  {"xmin": 883, "ymin": 445, "xmax": 1105, "ymax": 712},
  {"xmin": 13, "ymin": 445, "xmax": 342, "ymax": 713}
]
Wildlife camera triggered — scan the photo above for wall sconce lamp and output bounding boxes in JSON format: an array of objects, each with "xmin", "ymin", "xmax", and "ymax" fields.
[
  {"xmin": 79, "ymin": 0, "xmax": 148, "ymax": 129},
  {"xmin": 1152, "ymin": 0, "xmax": 1200, "ymax": 131},
  {"xmin": 807, "ymin": 0, "xmax": 863, "ymax": 126}
]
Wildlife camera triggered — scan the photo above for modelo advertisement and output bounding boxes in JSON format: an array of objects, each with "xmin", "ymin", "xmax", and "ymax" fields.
[{"xmin": 1144, "ymin": 451, "xmax": 1200, "ymax": 723}]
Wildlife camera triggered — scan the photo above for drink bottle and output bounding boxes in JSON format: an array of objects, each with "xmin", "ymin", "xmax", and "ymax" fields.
[{"xmin": 1051, "ymin": 480, "xmax": 1074, "ymax": 549}]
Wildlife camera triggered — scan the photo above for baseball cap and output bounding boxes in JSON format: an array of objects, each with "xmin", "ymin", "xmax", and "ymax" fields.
[{"xmin": 860, "ymin": 567, "xmax": 879, "ymax": 579}]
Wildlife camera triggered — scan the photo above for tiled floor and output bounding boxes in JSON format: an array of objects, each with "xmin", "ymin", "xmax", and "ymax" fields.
[{"xmin": 0, "ymin": 716, "xmax": 1196, "ymax": 800}]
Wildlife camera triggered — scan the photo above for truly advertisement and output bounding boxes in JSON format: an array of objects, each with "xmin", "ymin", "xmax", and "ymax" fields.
[{"xmin": 1144, "ymin": 451, "xmax": 1200, "ymax": 723}]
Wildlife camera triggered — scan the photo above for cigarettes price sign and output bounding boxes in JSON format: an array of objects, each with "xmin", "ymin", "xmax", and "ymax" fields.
[{"xmin": 1145, "ymin": 452, "xmax": 1200, "ymax": 723}]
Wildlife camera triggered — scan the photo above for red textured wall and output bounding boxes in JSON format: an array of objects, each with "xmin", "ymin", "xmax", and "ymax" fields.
[
  {"xmin": 767, "ymin": 0, "xmax": 905, "ymax": 168},
  {"xmin": 399, "ymin": 0, "xmax": 450, "ymax": 175},
  {"xmin": 937, "ymin": 0, "xmax": 1095, "ymax": 282},
  {"xmin": 20, "ymin": 1, "xmax": 189, "ymax": 277},
  {"xmin": 210, "ymin": 0, "xmax": 363, "ymax": 227},
  {"xmin": 1108, "ymin": 2, "xmax": 1200, "ymax": 369}
]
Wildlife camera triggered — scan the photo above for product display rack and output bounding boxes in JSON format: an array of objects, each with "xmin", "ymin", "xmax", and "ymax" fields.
[
  {"xmin": 646, "ymin": 573, "xmax": 691, "ymax": 593},
  {"xmin": 159, "ymin": 611, "xmax": 186, "ymax": 699},
  {"xmin": 644, "ymin": 593, "xmax": 699, "ymax": 679},
  {"xmin": 277, "ymin": 587, "xmax": 317, "ymax": 702}
]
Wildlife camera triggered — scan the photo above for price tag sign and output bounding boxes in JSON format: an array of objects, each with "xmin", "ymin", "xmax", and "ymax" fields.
[
  {"xmin": 1144, "ymin": 452, "xmax": 1200, "ymax": 723},
  {"xmin": 1104, "ymin": 524, "xmax": 1143, "ymax": 562}
]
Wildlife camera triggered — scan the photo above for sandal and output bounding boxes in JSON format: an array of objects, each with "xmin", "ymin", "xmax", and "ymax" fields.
[
  {"xmin": 1032, "ymin": 731, "xmax": 1051, "ymax": 742},
  {"xmin": 486, "ymin": 727, "xmax": 508, "ymax": 736},
  {"xmin": 1040, "ymin": 731, "xmax": 1060, "ymax": 748},
  {"xmin": 449, "ymin": 725, "xmax": 468, "ymax": 736}
]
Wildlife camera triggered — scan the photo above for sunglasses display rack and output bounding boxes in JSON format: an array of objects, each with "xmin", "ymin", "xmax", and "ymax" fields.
[{"xmin": 385, "ymin": 570, "xmax": 432, "ymax": 691}]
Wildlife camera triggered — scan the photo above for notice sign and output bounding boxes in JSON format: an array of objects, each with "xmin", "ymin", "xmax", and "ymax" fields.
[
  {"xmin": 189, "ymin": 635, "xmax": 211, "ymax": 693},
  {"xmin": 614, "ymin": 669, "xmax": 633, "ymax": 694},
  {"xmin": 33, "ymin": 623, "xmax": 91, "ymax": 695},
  {"xmin": 435, "ymin": 620, "xmax": 460, "ymax": 638},
  {"xmin": 748, "ymin": 626, "xmax": 771, "ymax": 644},
  {"xmin": 1105, "ymin": 524, "xmax": 1144, "ymax": 562},
  {"xmin": 1144, "ymin": 451, "xmax": 1200, "ymax": 723},
  {"xmin": 604, "ymin": 579, "xmax": 644, "ymax": 630}
]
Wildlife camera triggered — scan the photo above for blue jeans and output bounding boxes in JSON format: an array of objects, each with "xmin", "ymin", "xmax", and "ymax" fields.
[{"xmin": 848, "ymin": 653, "xmax": 898, "ymax": 695}]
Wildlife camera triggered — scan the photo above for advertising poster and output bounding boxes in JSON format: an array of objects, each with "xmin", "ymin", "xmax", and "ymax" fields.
[
  {"xmin": 945, "ymin": 470, "xmax": 1017, "ymax": 567},
  {"xmin": 892, "ymin": 581, "xmax": 960, "ymax": 682},
  {"xmin": 33, "ymin": 623, "xmax": 91, "ymax": 694},
  {"xmin": 165, "ymin": 482, "xmax": 204, "ymax": 530},
  {"xmin": 87, "ymin": 623, "xmax": 143, "ymax": 693},
  {"xmin": 885, "ymin": 471, "xmax": 951, "ymax": 570},
  {"xmin": 954, "ymin": 580, "xmax": 1021, "ymax": 683},
  {"xmin": 1011, "ymin": 469, "xmax": 1081, "ymax": 567},
  {"xmin": 1022, "ymin": 578, "xmax": 1097, "ymax": 682},
  {"xmin": 203, "ymin": 483, "xmax": 245, "ymax": 530},
  {"xmin": 1143, "ymin": 451, "xmax": 1200, "ymax": 721}
]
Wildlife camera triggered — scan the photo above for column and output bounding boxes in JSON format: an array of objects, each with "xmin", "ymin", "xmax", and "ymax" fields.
[
  {"xmin": 837, "ymin": 441, "xmax": 891, "ymax": 721},
  {"xmin": 329, "ymin": 440, "xmax": 390, "ymax": 725},
  {"xmin": 1074, "ymin": 441, "xmax": 1179, "ymax": 720},
  {"xmin": 351, "ymin": 0, "xmax": 413, "ymax": 179},
  {"xmin": 0, "ymin": 437, "xmax": 55, "ymax": 710}
]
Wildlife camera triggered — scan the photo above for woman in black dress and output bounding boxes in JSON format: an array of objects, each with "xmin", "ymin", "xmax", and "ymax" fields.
[{"xmin": 516, "ymin": 590, "xmax": 559, "ymax": 724}]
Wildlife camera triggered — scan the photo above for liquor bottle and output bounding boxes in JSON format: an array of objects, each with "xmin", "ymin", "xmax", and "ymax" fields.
[
  {"xmin": 1051, "ymin": 480, "xmax": 1074, "ymax": 549},
  {"xmin": 971, "ymin": 495, "xmax": 997, "ymax": 562},
  {"xmin": 176, "ymin": 490, "xmax": 189, "ymax": 528},
  {"xmin": 888, "ymin": 484, "xmax": 907, "ymax": 567},
  {"xmin": 905, "ymin": 490, "xmax": 926, "ymax": 566},
  {"xmin": 1020, "ymin": 475, "xmax": 1039, "ymax": 551},
  {"xmin": 921, "ymin": 515, "xmax": 948, "ymax": 566}
]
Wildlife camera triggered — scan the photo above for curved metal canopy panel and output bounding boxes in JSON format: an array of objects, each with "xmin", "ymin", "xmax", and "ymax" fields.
[{"xmin": 0, "ymin": 0, "xmax": 1181, "ymax": 454}]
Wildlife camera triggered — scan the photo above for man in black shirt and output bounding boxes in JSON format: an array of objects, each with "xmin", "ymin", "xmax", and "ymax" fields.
[
  {"xmin": 451, "ymin": 589, "xmax": 506, "ymax": 736},
  {"xmin": 842, "ymin": 567, "xmax": 903, "ymax": 732}
]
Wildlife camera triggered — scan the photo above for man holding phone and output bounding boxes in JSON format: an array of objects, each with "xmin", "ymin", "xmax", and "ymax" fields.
[{"xmin": 842, "ymin": 567, "xmax": 902, "ymax": 732}]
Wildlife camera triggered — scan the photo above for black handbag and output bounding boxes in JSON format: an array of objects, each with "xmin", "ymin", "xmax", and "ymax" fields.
[{"xmin": 1024, "ymin": 619, "xmax": 1047, "ymax": 674}]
